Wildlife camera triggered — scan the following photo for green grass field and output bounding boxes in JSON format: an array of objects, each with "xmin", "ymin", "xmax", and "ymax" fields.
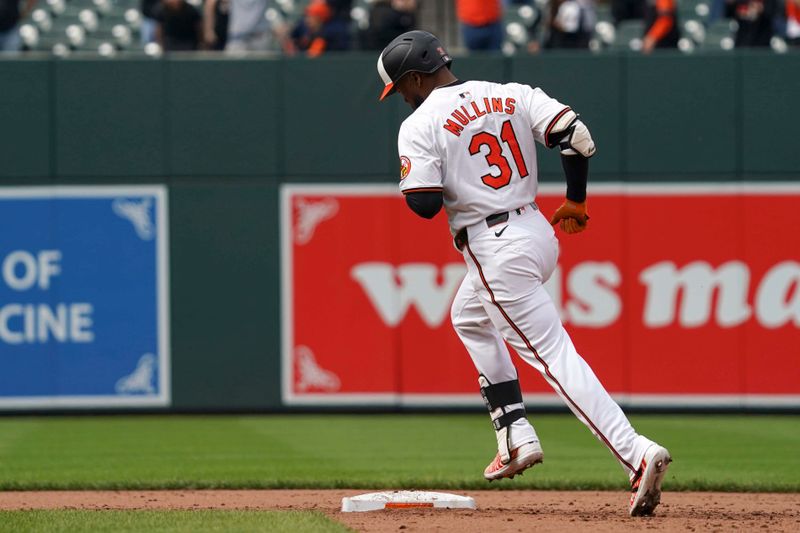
[
  {"xmin": 0, "ymin": 510, "xmax": 349, "ymax": 533},
  {"xmin": 0, "ymin": 414, "xmax": 798, "ymax": 492}
]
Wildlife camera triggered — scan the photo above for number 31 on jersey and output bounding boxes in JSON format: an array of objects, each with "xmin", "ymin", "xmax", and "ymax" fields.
[{"xmin": 468, "ymin": 120, "xmax": 529, "ymax": 190}]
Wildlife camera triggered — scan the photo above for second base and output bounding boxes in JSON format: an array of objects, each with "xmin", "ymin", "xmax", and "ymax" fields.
[{"xmin": 341, "ymin": 490, "xmax": 476, "ymax": 512}]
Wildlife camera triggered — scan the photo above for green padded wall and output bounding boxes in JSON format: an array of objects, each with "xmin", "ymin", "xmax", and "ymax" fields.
[
  {"xmin": 0, "ymin": 51, "xmax": 798, "ymax": 412},
  {"xmin": 452, "ymin": 53, "xmax": 508, "ymax": 83},
  {"xmin": 741, "ymin": 52, "xmax": 800, "ymax": 175},
  {"xmin": 625, "ymin": 53, "xmax": 737, "ymax": 175},
  {"xmin": 169, "ymin": 182, "xmax": 281, "ymax": 409},
  {"xmin": 0, "ymin": 60, "xmax": 51, "ymax": 179},
  {"xmin": 55, "ymin": 59, "xmax": 166, "ymax": 177},
  {"xmin": 282, "ymin": 54, "xmax": 397, "ymax": 179},
  {"xmin": 167, "ymin": 59, "xmax": 281, "ymax": 177}
]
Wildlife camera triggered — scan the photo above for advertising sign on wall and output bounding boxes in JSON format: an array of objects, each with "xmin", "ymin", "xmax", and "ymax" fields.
[
  {"xmin": 282, "ymin": 183, "xmax": 800, "ymax": 408},
  {"xmin": 0, "ymin": 186, "xmax": 170, "ymax": 408}
]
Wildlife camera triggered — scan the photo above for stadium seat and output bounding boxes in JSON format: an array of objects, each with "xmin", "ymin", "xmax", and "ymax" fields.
[
  {"xmin": 20, "ymin": 0, "xmax": 155, "ymax": 53},
  {"xmin": 612, "ymin": 19, "xmax": 645, "ymax": 50},
  {"xmin": 702, "ymin": 19, "xmax": 736, "ymax": 49}
]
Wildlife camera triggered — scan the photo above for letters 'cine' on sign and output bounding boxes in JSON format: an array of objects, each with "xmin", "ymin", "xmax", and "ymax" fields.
[{"xmin": 0, "ymin": 186, "xmax": 170, "ymax": 409}]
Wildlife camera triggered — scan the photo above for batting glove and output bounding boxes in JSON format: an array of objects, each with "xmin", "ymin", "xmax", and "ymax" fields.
[{"xmin": 549, "ymin": 200, "xmax": 589, "ymax": 234}]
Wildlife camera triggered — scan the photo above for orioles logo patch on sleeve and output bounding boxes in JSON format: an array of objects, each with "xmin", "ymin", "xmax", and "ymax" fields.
[{"xmin": 399, "ymin": 156, "xmax": 411, "ymax": 180}]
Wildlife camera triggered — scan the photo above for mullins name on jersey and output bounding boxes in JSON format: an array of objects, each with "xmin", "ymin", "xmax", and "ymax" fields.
[{"xmin": 442, "ymin": 97, "xmax": 517, "ymax": 137}]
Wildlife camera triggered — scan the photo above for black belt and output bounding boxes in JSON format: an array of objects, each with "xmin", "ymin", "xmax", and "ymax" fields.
[{"xmin": 454, "ymin": 207, "xmax": 527, "ymax": 252}]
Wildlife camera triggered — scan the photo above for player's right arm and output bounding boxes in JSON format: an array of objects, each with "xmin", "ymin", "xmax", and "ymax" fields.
[
  {"xmin": 519, "ymin": 85, "xmax": 596, "ymax": 233},
  {"xmin": 397, "ymin": 118, "xmax": 445, "ymax": 219}
]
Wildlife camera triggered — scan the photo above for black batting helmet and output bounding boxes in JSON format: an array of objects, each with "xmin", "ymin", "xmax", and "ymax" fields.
[{"xmin": 377, "ymin": 30, "xmax": 452, "ymax": 101}]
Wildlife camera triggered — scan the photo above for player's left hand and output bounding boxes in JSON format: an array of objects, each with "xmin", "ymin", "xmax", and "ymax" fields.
[{"xmin": 549, "ymin": 200, "xmax": 589, "ymax": 234}]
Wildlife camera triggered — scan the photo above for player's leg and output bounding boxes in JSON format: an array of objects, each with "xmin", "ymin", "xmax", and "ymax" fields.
[
  {"xmin": 463, "ymin": 210, "xmax": 667, "ymax": 495},
  {"xmin": 451, "ymin": 276, "xmax": 518, "ymax": 385},
  {"xmin": 451, "ymin": 276, "xmax": 543, "ymax": 479}
]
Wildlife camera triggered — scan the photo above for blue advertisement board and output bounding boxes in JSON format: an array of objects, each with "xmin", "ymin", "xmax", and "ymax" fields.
[{"xmin": 0, "ymin": 186, "xmax": 170, "ymax": 408}]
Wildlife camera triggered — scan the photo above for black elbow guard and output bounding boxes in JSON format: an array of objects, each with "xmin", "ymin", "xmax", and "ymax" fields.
[{"xmin": 405, "ymin": 191, "xmax": 443, "ymax": 219}]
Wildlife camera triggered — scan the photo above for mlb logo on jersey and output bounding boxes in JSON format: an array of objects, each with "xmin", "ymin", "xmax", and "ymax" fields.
[{"xmin": 400, "ymin": 156, "xmax": 412, "ymax": 180}]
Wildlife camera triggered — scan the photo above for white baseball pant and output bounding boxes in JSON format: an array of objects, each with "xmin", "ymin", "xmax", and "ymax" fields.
[{"xmin": 450, "ymin": 204, "xmax": 653, "ymax": 478}]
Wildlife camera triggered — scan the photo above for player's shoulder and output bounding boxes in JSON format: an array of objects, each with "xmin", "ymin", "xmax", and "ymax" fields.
[
  {"xmin": 399, "ymin": 111, "xmax": 444, "ymax": 150},
  {"xmin": 399, "ymin": 95, "xmax": 445, "ymax": 134},
  {"xmin": 501, "ymin": 81, "xmax": 541, "ymax": 97},
  {"xmin": 399, "ymin": 110, "xmax": 430, "ymax": 136}
]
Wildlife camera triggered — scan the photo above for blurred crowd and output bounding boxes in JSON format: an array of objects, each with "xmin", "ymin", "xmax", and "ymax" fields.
[
  {"xmin": 1, "ymin": 0, "xmax": 798, "ymax": 54},
  {"xmin": 609, "ymin": 0, "xmax": 800, "ymax": 50},
  {"xmin": 137, "ymin": 0, "xmax": 418, "ymax": 54},
  {"xmin": 478, "ymin": 0, "xmax": 800, "ymax": 53}
]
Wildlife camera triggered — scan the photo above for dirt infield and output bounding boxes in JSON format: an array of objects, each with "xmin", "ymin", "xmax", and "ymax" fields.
[{"xmin": 0, "ymin": 490, "xmax": 798, "ymax": 532}]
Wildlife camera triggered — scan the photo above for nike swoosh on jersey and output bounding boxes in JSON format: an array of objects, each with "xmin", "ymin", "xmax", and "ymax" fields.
[{"xmin": 494, "ymin": 226, "xmax": 508, "ymax": 237}]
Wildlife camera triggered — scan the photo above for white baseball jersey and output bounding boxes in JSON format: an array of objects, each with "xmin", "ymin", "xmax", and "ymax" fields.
[{"xmin": 397, "ymin": 80, "xmax": 570, "ymax": 234}]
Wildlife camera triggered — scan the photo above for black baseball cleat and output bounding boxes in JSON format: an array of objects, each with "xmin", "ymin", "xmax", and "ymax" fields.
[{"xmin": 629, "ymin": 444, "xmax": 672, "ymax": 517}]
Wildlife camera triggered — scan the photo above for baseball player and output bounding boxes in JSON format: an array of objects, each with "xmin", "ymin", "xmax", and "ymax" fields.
[{"xmin": 377, "ymin": 30, "xmax": 672, "ymax": 517}]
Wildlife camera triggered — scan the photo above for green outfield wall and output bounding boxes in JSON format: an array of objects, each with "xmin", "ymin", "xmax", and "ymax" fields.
[{"xmin": 0, "ymin": 51, "xmax": 798, "ymax": 411}]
